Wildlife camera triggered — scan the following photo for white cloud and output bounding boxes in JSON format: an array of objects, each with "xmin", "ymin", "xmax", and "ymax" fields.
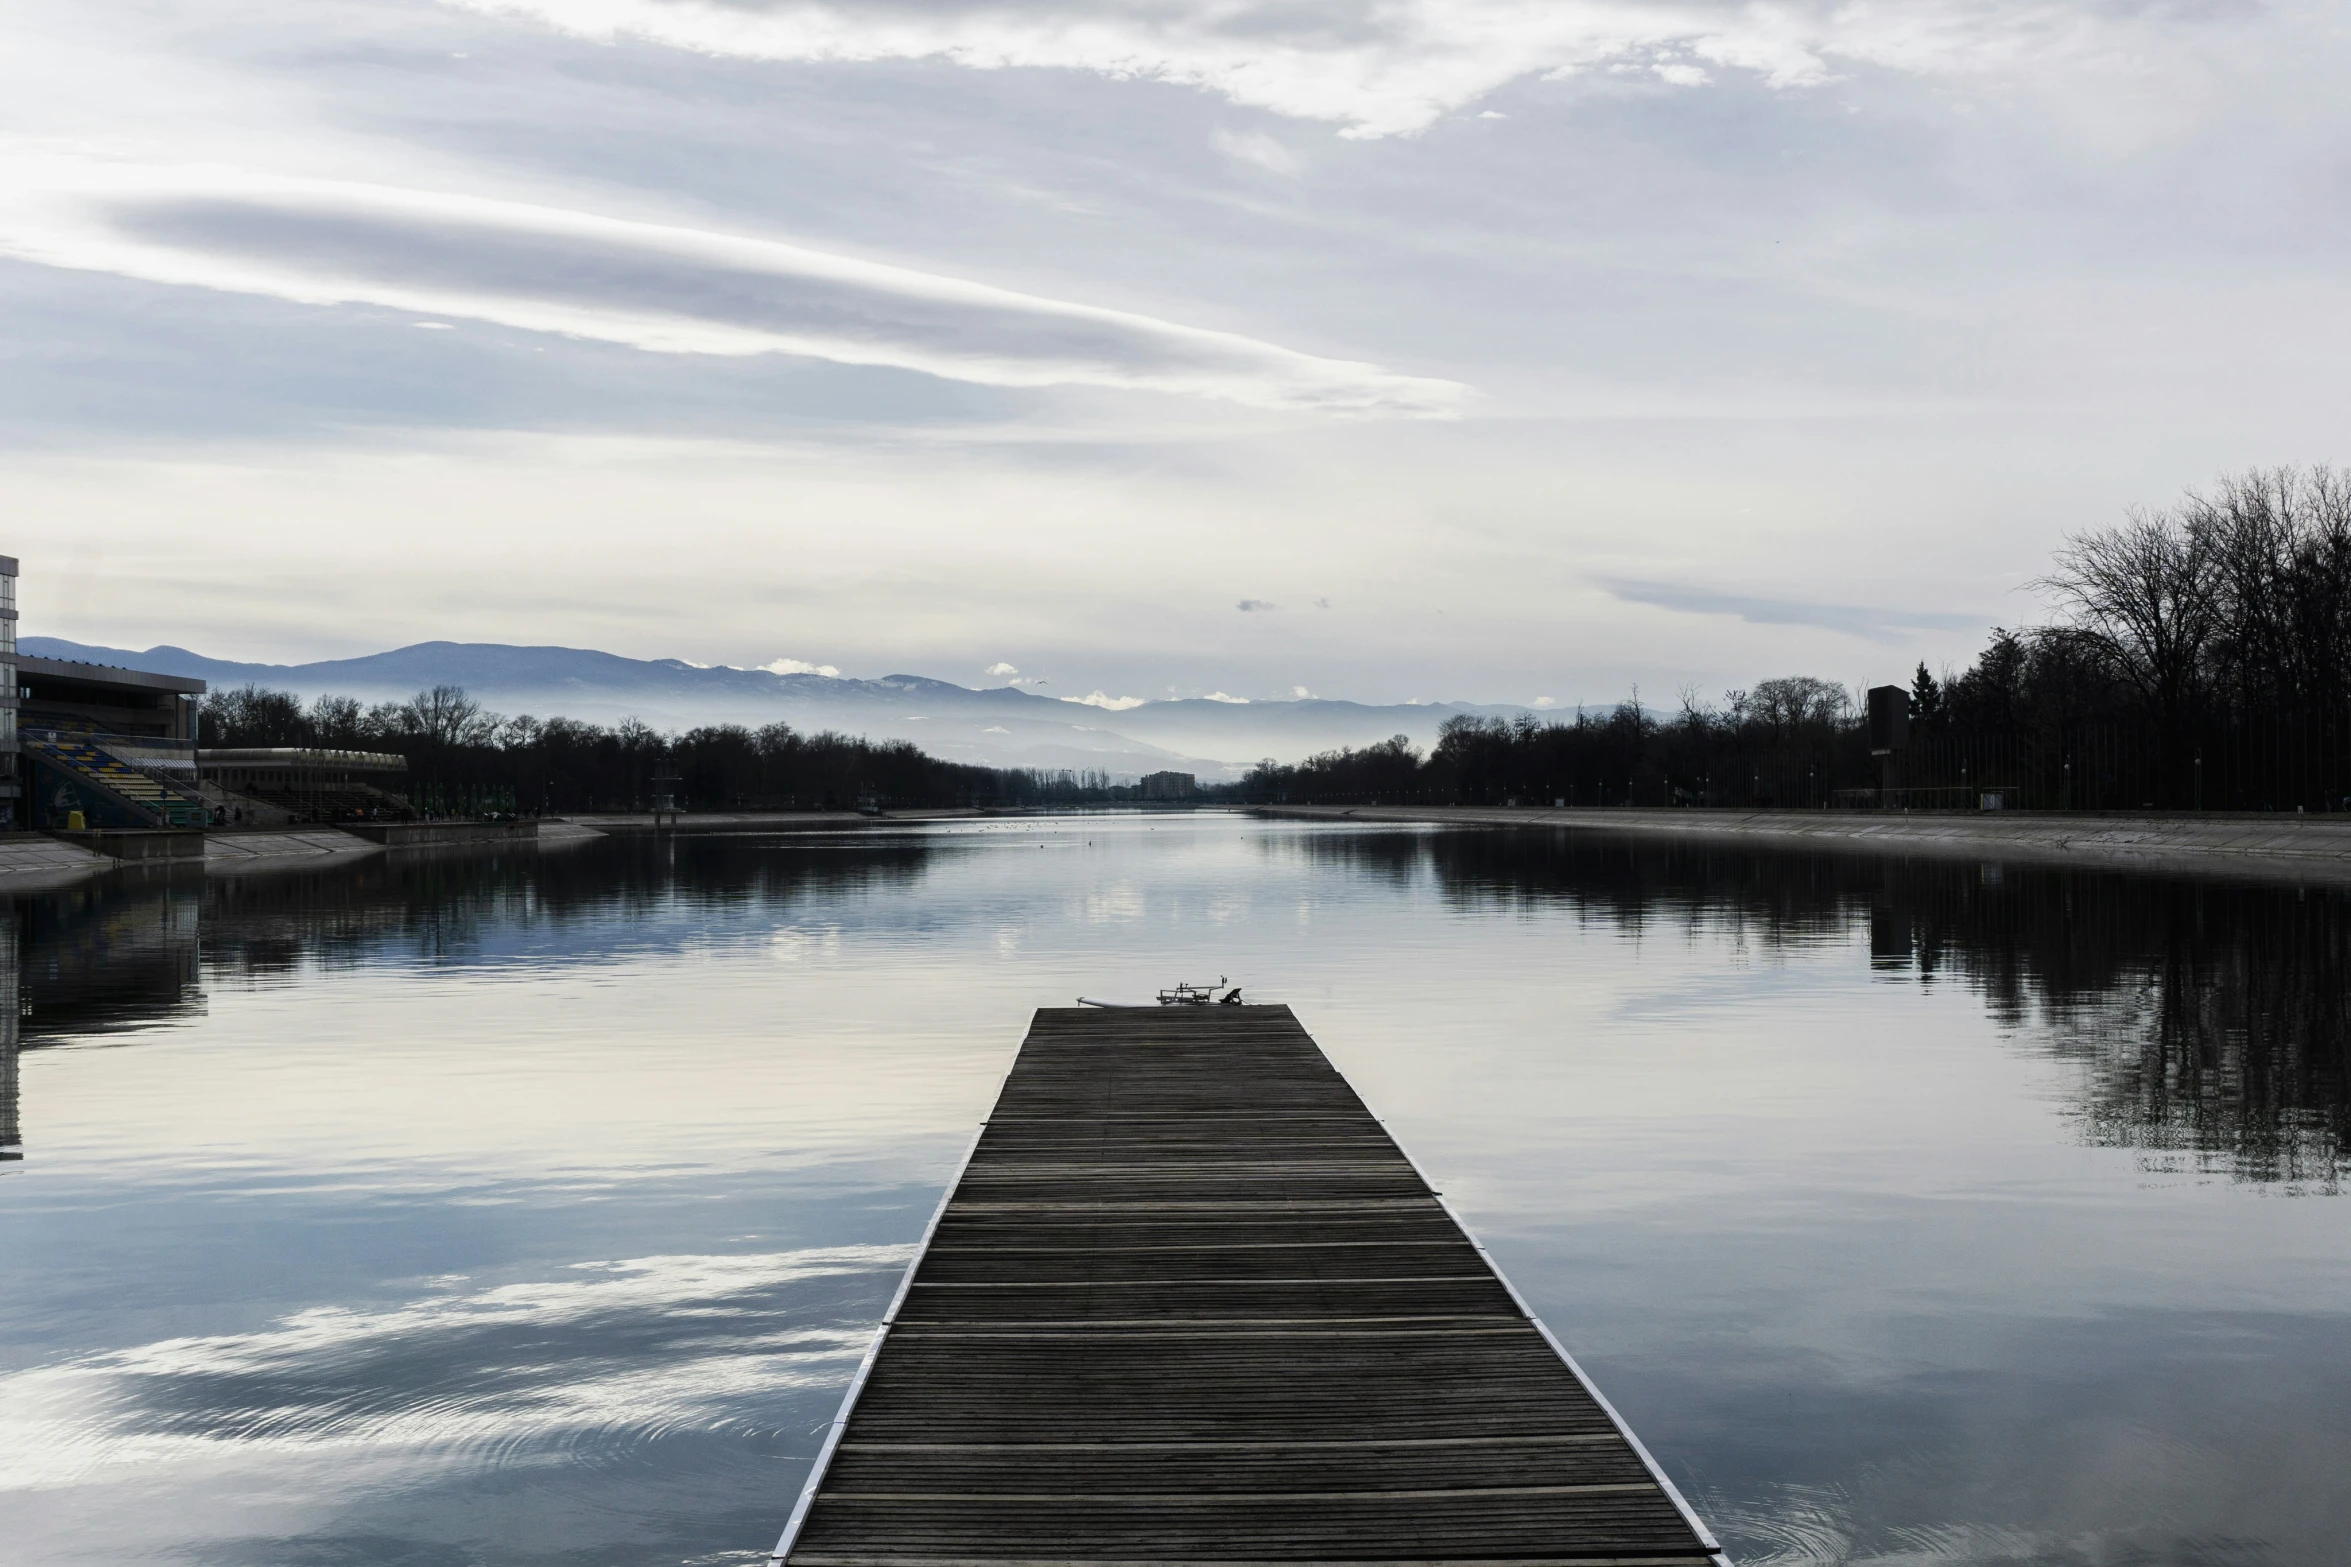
[
  {"xmin": 1063, "ymin": 690, "xmax": 1148, "ymax": 710},
  {"xmin": 1202, "ymin": 691, "xmax": 1249, "ymax": 703},
  {"xmin": 984, "ymin": 661, "xmax": 1019, "ymax": 676},
  {"xmin": 447, "ymin": 0, "xmax": 2194, "ymax": 138},
  {"xmin": 1533, "ymin": 695, "xmax": 1558, "ymax": 708},
  {"xmin": 761, "ymin": 656, "xmax": 842, "ymax": 676},
  {"xmin": 1290, "ymin": 684, "xmax": 1317, "ymax": 699},
  {"xmin": 1212, "ymin": 127, "xmax": 1302, "ymax": 176},
  {"xmin": 0, "ymin": 156, "xmax": 1468, "ymax": 417}
]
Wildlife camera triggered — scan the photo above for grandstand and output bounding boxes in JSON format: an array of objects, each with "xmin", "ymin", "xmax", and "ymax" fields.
[
  {"xmin": 19, "ymin": 651, "xmax": 208, "ymax": 830},
  {"xmin": 23, "ymin": 733, "xmax": 207, "ymax": 827},
  {"xmin": 200, "ymin": 749, "xmax": 411, "ymax": 825}
]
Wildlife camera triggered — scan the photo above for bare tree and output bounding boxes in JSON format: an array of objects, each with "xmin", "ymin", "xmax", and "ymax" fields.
[
  {"xmin": 2037, "ymin": 508, "xmax": 2220, "ymax": 778},
  {"xmin": 1747, "ymin": 676, "xmax": 1849, "ymax": 730},
  {"xmin": 400, "ymin": 685, "xmax": 491, "ymax": 747},
  {"xmin": 2199, "ymin": 467, "xmax": 2351, "ymax": 719}
]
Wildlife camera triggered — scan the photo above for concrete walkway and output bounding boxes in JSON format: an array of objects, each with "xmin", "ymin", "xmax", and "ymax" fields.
[
  {"xmin": 0, "ymin": 821, "xmax": 614, "ymax": 885},
  {"xmin": 563, "ymin": 809, "xmax": 983, "ymax": 834},
  {"xmin": 0, "ymin": 834, "xmax": 113, "ymax": 890},
  {"xmin": 208, "ymin": 821, "xmax": 610, "ymax": 866},
  {"xmin": 205, "ymin": 828, "xmax": 384, "ymax": 869},
  {"xmin": 1257, "ymin": 805, "xmax": 2351, "ymax": 883}
]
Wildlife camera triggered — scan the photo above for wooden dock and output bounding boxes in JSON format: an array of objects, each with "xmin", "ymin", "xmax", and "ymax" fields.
[{"xmin": 773, "ymin": 1004, "xmax": 1725, "ymax": 1566}]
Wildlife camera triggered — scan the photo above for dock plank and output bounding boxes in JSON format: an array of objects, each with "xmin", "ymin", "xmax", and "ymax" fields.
[{"xmin": 773, "ymin": 1005, "xmax": 1724, "ymax": 1566}]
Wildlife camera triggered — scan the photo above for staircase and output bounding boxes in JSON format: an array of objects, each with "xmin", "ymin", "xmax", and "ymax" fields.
[{"xmin": 24, "ymin": 733, "xmax": 209, "ymax": 828}]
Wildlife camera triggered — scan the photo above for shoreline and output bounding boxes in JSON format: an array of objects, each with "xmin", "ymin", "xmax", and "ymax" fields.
[
  {"xmin": 0, "ymin": 818, "xmax": 611, "ymax": 886},
  {"xmin": 1251, "ymin": 804, "xmax": 2351, "ymax": 883},
  {"xmin": 0, "ymin": 808, "xmax": 990, "ymax": 888}
]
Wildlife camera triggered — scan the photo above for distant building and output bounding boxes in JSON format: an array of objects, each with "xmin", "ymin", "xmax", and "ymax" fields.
[
  {"xmin": 20, "ymin": 654, "xmax": 210, "ymax": 828},
  {"xmin": 202, "ymin": 749, "xmax": 410, "ymax": 825},
  {"xmin": 1139, "ymin": 770, "xmax": 1196, "ymax": 801},
  {"xmin": 0, "ymin": 556, "xmax": 16, "ymax": 828},
  {"xmin": 5, "ymin": 558, "xmax": 210, "ymax": 829}
]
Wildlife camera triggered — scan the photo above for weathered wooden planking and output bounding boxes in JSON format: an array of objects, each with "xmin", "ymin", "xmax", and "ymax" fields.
[{"xmin": 773, "ymin": 1005, "xmax": 1726, "ymax": 1567}]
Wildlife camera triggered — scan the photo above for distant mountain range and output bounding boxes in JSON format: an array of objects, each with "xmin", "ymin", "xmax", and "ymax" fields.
[{"xmin": 25, "ymin": 637, "xmax": 1530, "ymax": 778}]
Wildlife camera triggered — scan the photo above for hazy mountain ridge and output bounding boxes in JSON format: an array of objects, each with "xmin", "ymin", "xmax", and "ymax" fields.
[{"xmin": 23, "ymin": 637, "xmax": 1527, "ymax": 776}]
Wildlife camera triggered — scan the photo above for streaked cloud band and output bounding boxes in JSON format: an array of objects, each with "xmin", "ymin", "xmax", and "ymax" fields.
[
  {"xmin": 448, "ymin": 0, "xmax": 2187, "ymax": 138},
  {"xmin": 0, "ymin": 158, "xmax": 1468, "ymax": 416},
  {"xmin": 1601, "ymin": 576, "xmax": 1992, "ymax": 643}
]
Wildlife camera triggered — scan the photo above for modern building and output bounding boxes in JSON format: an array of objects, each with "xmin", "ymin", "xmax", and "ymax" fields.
[
  {"xmin": 2, "ymin": 557, "xmax": 211, "ymax": 829},
  {"xmin": 18, "ymin": 654, "xmax": 209, "ymax": 828},
  {"xmin": 1139, "ymin": 770, "xmax": 1197, "ymax": 801},
  {"xmin": 0, "ymin": 556, "xmax": 16, "ymax": 828}
]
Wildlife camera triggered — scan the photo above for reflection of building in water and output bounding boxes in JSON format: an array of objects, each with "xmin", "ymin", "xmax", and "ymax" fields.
[
  {"xmin": 0, "ymin": 905, "xmax": 17, "ymax": 1162},
  {"xmin": 19, "ymin": 879, "xmax": 203, "ymax": 1041},
  {"xmin": 2, "ymin": 878, "xmax": 203, "ymax": 1165}
]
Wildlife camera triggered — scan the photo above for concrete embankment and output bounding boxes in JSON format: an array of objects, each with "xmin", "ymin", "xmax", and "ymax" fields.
[
  {"xmin": 0, "ymin": 819, "xmax": 609, "ymax": 886},
  {"xmin": 565, "ymin": 808, "xmax": 984, "ymax": 835},
  {"xmin": 206, "ymin": 828, "xmax": 387, "ymax": 871},
  {"xmin": 1256, "ymin": 804, "xmax": 2351, "ymax": 884},
  {"xmin": 0, "ymin": 833, "xmax": 117, "ymax": 891}
]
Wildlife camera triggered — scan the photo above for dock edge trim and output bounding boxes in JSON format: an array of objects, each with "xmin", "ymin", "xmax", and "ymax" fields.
[
  {"xmin": 767, "ymin": 1101, "xmax": 999, "ymax": 1566},
  {"xmin": 1344, "ymin": 1076, "xmax": 1731, "ymax": 1565}
]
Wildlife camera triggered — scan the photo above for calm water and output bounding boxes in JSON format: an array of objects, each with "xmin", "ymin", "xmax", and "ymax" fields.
[{"xmin": 4, "ymin": 815, "xmax": 2348, "ymax": 1567}]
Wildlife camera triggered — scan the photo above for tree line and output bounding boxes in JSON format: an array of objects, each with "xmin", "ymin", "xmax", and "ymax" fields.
[
  {"xmin": 205, "ymin": 464, "xmax": 2351, "ymax": 817},
  {"xmin": 1245, "ymin": 466, "xmax": 2351, "ymax": 812},
  {"xmin": 198, "ymin": 685, "xmax": 1127, "ymax": 813}
]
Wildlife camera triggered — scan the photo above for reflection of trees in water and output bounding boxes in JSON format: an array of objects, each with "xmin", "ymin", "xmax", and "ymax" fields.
[
  {"xmin": 13, "ymin": 830, "xmax": 2342, "ymax": 1184},
  {"xmin": 0, "ymin": 836, "xmax": 939, "ymax": 1031},
  {"xmin": 0, "ymin": 838, "xmax": 942, "ymax": 1168},
  {"xmin": 198, "ymin": 836, "xmax": 940, "ymax": 981},
  {"xmin": 2049, "ymin": 917, "xmax": 2349, "ymax": 1188},
  {"xmin": 1294, "ymin": 829, "xmax": 2351, "ymax": 1186}
]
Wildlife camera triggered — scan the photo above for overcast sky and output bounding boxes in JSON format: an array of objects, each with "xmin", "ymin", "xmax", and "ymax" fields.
[{"xmin": 4, "ymin": 0, "xmax": 2345, "ymax": 709}]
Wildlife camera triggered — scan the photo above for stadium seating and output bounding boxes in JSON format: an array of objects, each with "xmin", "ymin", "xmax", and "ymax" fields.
[{"xmin": 24, "ymin": 733, "xmax": 208, "ymax": 827}]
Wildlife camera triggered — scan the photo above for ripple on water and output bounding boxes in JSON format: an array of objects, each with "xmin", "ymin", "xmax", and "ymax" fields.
[{"xmin": 0, "ymin": 1247, "xmax": 907, "ymax": 1492}]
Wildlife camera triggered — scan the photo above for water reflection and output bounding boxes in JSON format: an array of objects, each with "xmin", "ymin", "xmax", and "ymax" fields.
[
  {"xmin": 1, "ymin": 906, "xmax": 17, "ymax": 1162},
  {"xmin": 17, "ymin": 874, "xmax": 202, "ymax": 1041},
  {"xmin": 5, "ymin": 821, "xmax": 2348, "ymax": 1567},
  {"xmin": 198, "ymin": 835, "xmax": 939, "ymax": 981},
  {"xmin": 9, "ymin": 829, "xmax": 2345, "ymax": 1186},
  {"xmin": 1297, "ymin": 830, "xmax": 2351, "ymax": 1187}
]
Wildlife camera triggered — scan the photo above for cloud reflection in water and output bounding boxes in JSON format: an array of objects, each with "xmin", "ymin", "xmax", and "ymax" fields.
[{"xmin": 1, "ymin": 1247, "xmax": 903, "ymax": 1515}]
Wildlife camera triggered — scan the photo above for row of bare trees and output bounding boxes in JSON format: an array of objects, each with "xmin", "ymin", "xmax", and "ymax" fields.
[
  {"xmin": 200, "ymin": 685, "xmax": 1096, "ymax": 813},
  {"xmin": 1944, "ymin": 466, "xmax": 2351, "ymax": 807},
  {"xmin": 1246, "ymin": 677, "xmax": 1868, "ymax": 808},
  {"xmin": 1250, "ymin": 467, "xmax": 2351, "ymax": 812}
]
